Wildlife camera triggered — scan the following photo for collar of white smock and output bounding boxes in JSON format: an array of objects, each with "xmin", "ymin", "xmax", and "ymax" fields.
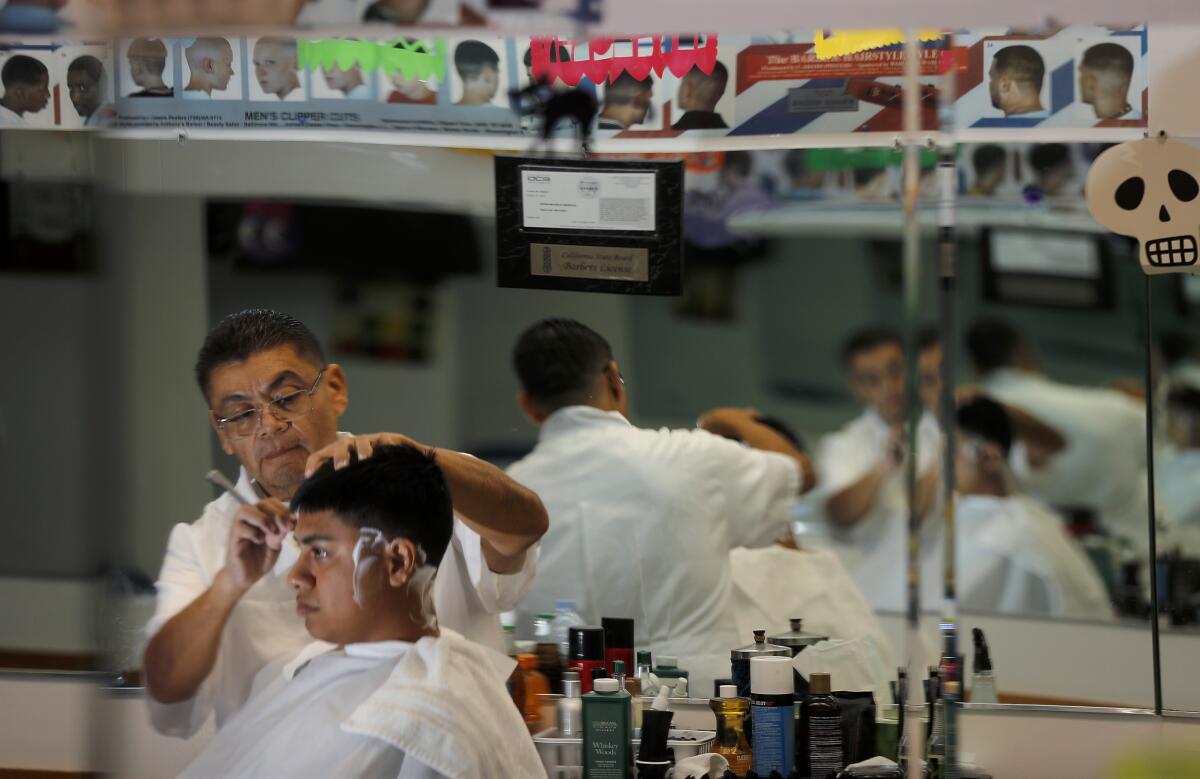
[
  {"xmin": 539, "ymin": 405, "xmax": 632, "ymax": 442},
  {"xmin": 344, "ymin": 640, "xmax": 415, "ymax": 660},
  {"xmin": 981, "ymin": 367, "xmax": 1043, "ymax": 392}
]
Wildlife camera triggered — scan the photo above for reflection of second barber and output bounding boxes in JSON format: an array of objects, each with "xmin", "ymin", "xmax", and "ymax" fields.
[
  {"xmin": 507, "ymin": 318, "xmax": 814, "ymax": 692},
  {"xmin": 817, "ymin": 327, "xmax": 942, "ymax": 611}
]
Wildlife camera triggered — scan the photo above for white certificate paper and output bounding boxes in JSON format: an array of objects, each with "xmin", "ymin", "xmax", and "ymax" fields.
[{"xmin": 521, "ymin": 168, "xmax": 656, "ymax": 232}]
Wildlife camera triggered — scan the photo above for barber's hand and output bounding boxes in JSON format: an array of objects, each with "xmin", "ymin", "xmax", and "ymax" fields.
[
  {"xmin": 304, "ymin": 433, "xmax": 424, "ymax": 478},
  {"xmin": 697, "ymin": 407, "xmax": 760, "ymax": 437},
  {"xmin": 220, "ymin": 499, "xmax": 294, "ymax": 593}
]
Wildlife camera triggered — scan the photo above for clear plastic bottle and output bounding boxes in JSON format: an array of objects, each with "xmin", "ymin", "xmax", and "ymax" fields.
[{"xmin": 551, "ymin": 599, "xmax": 585, "ymax": 660}]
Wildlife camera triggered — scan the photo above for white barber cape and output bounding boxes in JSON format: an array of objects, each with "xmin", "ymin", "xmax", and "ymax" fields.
[
  {"xmin": 956, "ymin": 494, "xmax": 1114, "ymax": 621},
  {"xmin": 980, "ymin": 368, "xmax": 1148, "ymax": 548},
  {"xmin": 179, "ymin": 629, "xmax": 546, "ymax": 779},
  {"xmin": 1159, "ymin": 449, "xmax": 1200, "ymax": 527},
  {"xmin": 730, "ymin": 544, "xmax": 898, "ymax": 672},
  {"xmin": 814, "ymin": 409, "xmax": 944, "ymax": 612},
  {"xmin": 146, "ymin": 464, "xmax": 536, "ymax": 738},
  {"xmin": 507, "ymin": 406, "xmax": 800, "ymax": 693}
]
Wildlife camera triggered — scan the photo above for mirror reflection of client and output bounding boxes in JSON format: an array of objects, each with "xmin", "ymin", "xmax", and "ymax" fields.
[
  {"xmin": 67, "ymin": 55, "xmax": 114, "ymax": 126},
  {"xmin": 954, "ymin": 397, "xmax": 1114, "ymax": 620},
  {"xmin": 387, "ymin": 40, "xmax": 437, "ymax": 104},
  {"xmin": 1027, "ymin": 143, "xmax": 1075, "ymax": 197},
  {"xmin": 254, "ymin": 37, "xmax": 301, "ymax": 100},
  {"xmin": 178, "ymin": 444, "xmax": 546, "ymax": 778},
  {"xmin": 363, "ymin": 0, "xmax": 429, "ymax": 24},
  {"xmin": 126, "ymin": 37, "xmax": 173, "ymax": 98},
  {"xmin": 184, "ymin": 37, "xmax": 235, "ymax": 100},
  {"xmin": 726, "ymin": 418, "xmax": 897, "ymax": 682},
  {"xmin": 988, "ymin": 44, "xmax": 1045, "ymax": 117},
  {"xmin": 1079, "ymin": 43, "xmax": 1134, "ymax": 120},
  {"xmin": 0, "ymin": 55, "xmax": 50, "ymax": 125},
  {"xmin": 453, "ymin": 40, "xmax": 499, "ymax": 106},
  {"xmin": 671, "ymin": 62, "xmax": 728, "ymax": 130}
]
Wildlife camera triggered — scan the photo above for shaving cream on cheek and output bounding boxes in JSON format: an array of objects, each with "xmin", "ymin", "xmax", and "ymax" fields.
[{"xmin": 351, "ymin": 528, "xmax": 385, "ymax": 608}]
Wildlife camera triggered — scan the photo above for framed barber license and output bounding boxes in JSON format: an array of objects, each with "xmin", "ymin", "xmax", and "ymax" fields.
[{"xmin": 494, "ymin": 155, "xmax": 684, "ymax": 295}]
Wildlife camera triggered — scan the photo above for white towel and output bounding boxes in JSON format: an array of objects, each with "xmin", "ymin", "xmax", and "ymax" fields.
[{"xmin": 342, "ymin": 628, "xmax": 547, "ymax": 779}]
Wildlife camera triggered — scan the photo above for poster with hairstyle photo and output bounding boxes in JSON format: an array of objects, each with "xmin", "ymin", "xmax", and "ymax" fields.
[
  {"xmin": 0, "ymin": 48, "xmax": 57, "ymax": 128},
  {"xmin": 983, "ymin": 41, "xmax": 1051, "ymax": 119},
  {"xmin": 1075, "ymin": 35, "xmax": 1144, "ymax": 123},
  {"xmin": 249, "ymin": 36, "xmax": 305, "ymax": 102},
  {"xmin": 119, "ymin": 37, "xmax": 174, "ymax": 99},
  {"xmin": 308, "ymin": 41, "xmax": 375, "ymax": 101},
  {"xmin": 181, "ymin": 37, "xmax": 242, "ymax": 101},
  {"xmin": 56, "ymin": 44, "xmax": 115, "ymax": 129},
  {"xmin": 380, "ymin": 39, "xmax": 441, "ymax": 106},
  {"xmin": 664, "ymin": 36, "xmax": 732, "ymax": 133},
  {"xmin": 449, "ymin": 38, "xmax": 508, "ymax": 108}
]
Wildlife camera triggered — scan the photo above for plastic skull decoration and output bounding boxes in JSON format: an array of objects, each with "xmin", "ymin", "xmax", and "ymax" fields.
[{"xmin": 1086, "ymin": 138, "xmax": 1200, "ymax": 275}]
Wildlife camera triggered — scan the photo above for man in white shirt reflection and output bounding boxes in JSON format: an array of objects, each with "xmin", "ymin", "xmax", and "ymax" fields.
[
  {"xmin": 141, "ymin": 309, "xmax": 547, "ymax": 738},
  {"xmin": 815, "ymin": 326, "xmax": 942, "ymax": 612},
  {"xmin": 965, "ymin": 318, "xmax": 1149, "ymax": 551},
  {"xmin": 506, "ymin": 318, "xmax": 815, "ymax": 691},
  {"xmin": 954, "ymin": 397, "xmax": 1114, "ymax": 620}
]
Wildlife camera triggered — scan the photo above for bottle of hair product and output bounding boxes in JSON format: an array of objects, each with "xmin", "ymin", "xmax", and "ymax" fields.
[
  {"xmin": 535, "ymin": 612, "xmax": 564, "ymax": 692},
  {"xmin": 711, "ymin": 683, "xmax": 754, "ymax": 777},
  {"xmin": 518, "ymin": 653, "xmax": 550, "ymax": 729},
  {"xmin": 750, "ymin": 655, "xmax": 794, "ymax": 776},
  {"xmin": 570, "ymin": 626, "xmax": 607, "ymax": 694},
  {"xmin": 652, "ymin": 655, "xmax": 689, "ymax": 682},
  {"xmin": 802, "ymin": 672, "xmax": 843, "ymax": 779},
  {"xmin": 971, "ymin": 628, "xmax": 998, "ymax": 704},
  {"xmin": 602, "ymin": 617, "xmax": 635, "ymax": 678},
  {"xmin": 583, "ymin": 677, "xmax": 632, "ymax": 779}
]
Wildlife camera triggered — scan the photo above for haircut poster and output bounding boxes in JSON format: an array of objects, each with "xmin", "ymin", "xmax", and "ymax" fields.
[{"xmin": 0, "ymin": 26, "xmax": 1148, "ymax": 138}]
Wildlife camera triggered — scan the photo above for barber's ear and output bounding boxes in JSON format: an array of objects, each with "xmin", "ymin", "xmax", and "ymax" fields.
[{"xmin": 384, "ymin": 537, "xmax": 419, "ymax": 588}]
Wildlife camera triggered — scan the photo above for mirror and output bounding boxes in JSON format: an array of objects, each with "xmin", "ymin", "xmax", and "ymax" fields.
[{"xmin": 1149, "ymin": 269, "xmax": 1200, "ymax": 713}]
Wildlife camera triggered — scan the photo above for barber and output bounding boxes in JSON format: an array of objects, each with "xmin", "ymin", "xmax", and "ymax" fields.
[{"xmin": 141, "ymin": 309, "xmax": 548, "ymax": 737}]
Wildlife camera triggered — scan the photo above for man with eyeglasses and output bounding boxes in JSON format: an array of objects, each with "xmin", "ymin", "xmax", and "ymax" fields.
[{"xmin": 141, "ymin": 308, "xmax": 548, "ymax": 738}]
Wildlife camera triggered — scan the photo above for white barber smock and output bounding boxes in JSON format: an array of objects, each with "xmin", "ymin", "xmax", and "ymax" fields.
[
  {"xmin": 956, "ymin": 494, "xmax": 1114, "ymax": 621},
  {"xmin": 507, "ymin": 406, "xmax": 800, "ymax": 693}
]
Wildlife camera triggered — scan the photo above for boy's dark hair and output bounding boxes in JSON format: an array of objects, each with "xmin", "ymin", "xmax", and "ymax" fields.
[
  {"xmin": 957, "ymin": 396, "xmax": 1013, "ymax": 455},
  {"xmin": 67, "ymin": 55, "xmax": 104, "ymax": 83},
  {"xmin": 195, "ymin": 309, "xmax": 326, "ymax": 402},
  {"xmin": 842, "ymin": 325, "xmax": 902, "ymax": 367},
  {"xmin": 513, "ymin": 318, "xmax": 613, "ymax": 410},
  {"xmin": 455, "ymin": 40, "xmax": 499, "ymax": 81},
  {"xmin": 2, "ymin": 55, "xmax": 48, "ymax": 88},
  {"xmin": 965, "ymin": 317, "xmax": 1023, "ymax": 374},
  {"xmin": 291, "ymin": 444, "xmax": 454, "ymax": 567}
]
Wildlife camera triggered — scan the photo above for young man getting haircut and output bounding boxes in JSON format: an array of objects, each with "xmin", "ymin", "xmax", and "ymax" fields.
[{"xmin": 178, "ymin": 444, "xmax": 545, "ymax": 778}]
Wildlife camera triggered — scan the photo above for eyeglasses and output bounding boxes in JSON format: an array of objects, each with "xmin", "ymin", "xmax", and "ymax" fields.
[{"xmin": 214, "ymin": 369, "xmax": 326, "ymax": 438}]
